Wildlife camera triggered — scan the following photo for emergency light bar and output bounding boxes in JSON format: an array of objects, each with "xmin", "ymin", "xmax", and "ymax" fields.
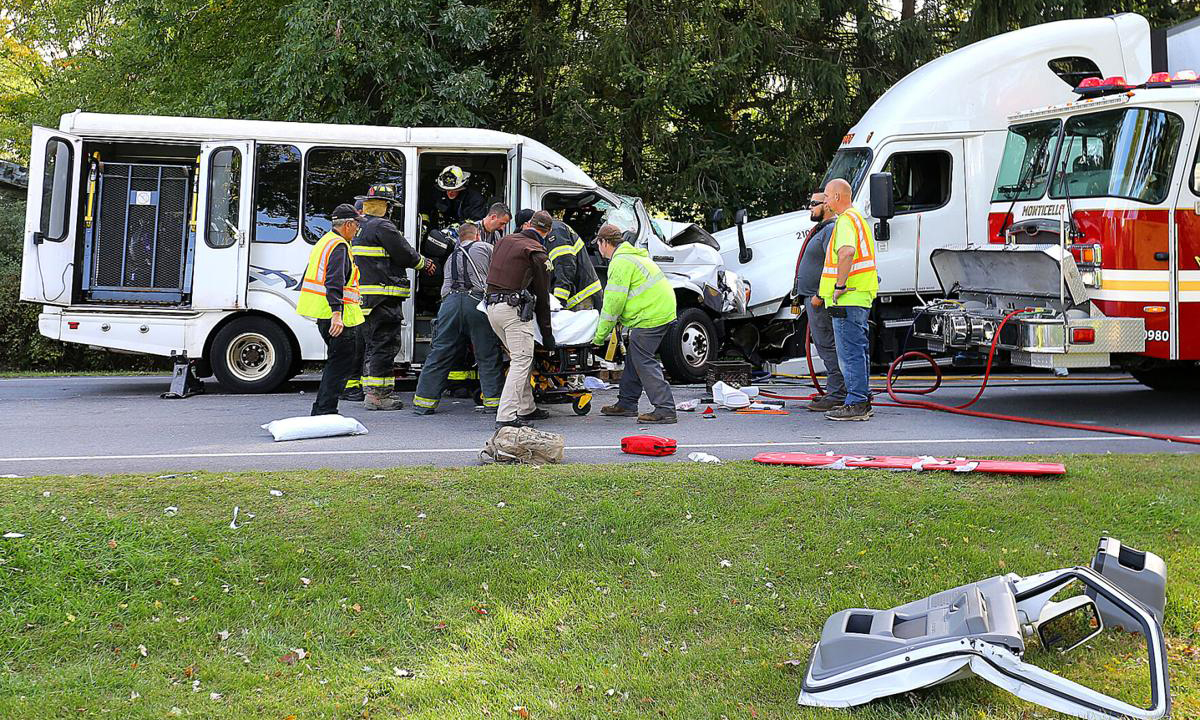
[{"xmin": 1076, "ymin": 70, "xmax": 1199, "ymax": 96}]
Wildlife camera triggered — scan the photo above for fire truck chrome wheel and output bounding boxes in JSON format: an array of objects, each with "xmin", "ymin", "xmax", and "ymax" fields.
[
  {"xmin": 209, "ymin": 317, "xmax": 295, "ymax": 394},
  {"xmin": 227, "ymin": 332, "xmax": 273, "ymax": 382}
]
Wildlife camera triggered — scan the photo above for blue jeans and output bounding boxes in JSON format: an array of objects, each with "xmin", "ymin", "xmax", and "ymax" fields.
[{"xmin": 831, "ymin": 305, "xmax": 870, "ymax": 406}]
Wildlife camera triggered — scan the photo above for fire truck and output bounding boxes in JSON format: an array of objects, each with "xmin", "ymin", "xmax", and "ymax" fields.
[{"xmin": 912, "ymin": 70, "xmax": 1200, "ymax": 391}]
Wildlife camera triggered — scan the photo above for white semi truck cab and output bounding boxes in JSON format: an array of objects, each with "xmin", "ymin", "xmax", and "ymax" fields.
[{"xmin": 711, "ymin": 13, "xmax": 1153, "ymax": 365}]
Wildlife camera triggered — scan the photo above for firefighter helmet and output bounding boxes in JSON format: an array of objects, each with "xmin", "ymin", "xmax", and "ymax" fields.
[
  {"xmin": 354, "ymin": 184, "xmax": 399, "ymax": 203},
  {"xmin": 436, "ymin": 165, "xmax": 470, "ymax": 191}
]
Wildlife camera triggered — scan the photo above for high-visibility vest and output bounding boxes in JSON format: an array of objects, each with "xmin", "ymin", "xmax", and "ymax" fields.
[
  {"xmin": 297, "ymin": 231, "xmax": 365, "ymax": 327},
  {"xmin": 818, "ymin": 206, "xmax": 878, "ymax": 308}
]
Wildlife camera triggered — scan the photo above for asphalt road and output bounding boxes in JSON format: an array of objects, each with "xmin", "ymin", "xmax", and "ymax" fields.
[{"xmin": 1, "ymin": 370, "xmax": 1197, "ymax": 477}]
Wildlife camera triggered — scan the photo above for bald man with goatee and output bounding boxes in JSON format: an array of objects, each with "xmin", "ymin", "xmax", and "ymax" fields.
[{"xmin": 818, "ymin": 178, "xmax": 879, "ymax": 422}]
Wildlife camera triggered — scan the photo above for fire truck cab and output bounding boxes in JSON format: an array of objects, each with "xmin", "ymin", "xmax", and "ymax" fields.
[{"xmin": 914, "ymin": 71, "xmax": 1200, "ymax": 390}]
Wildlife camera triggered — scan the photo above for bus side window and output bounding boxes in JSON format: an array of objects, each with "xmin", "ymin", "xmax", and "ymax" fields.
[
  {"xmin": 254, "ymin": 144, "xmax": 301, "ymax": 243},
  {"xmin": 303, "ymin": 147, "xmax": 406, "ymax": 243},
  {"xmin": 40, "ymin": 138, "xmax": 73, "ymax": 242}
]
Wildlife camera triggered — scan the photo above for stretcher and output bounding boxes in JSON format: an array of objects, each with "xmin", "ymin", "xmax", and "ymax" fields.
[{"xmin": 532, "ymin": 344, "xmax": 604, "ymax": 415}]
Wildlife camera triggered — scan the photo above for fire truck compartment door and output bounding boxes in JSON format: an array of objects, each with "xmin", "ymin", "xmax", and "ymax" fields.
[
  {"xmin": 930, "ymin": 247, "xmax": 1088, "ymax": 303},
  {"xmin": 192, "ymin": 141, "xmax": 254, "ymax": 309},
  {"xmin": 21, "ymin": 126, "xmax": 84, "ymax": 305}
]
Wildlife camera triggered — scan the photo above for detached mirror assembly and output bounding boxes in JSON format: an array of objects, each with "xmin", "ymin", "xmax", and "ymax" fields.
[
  {"xmin": 734, "ymin": 208, "xmax": 752, "ymax": 264},
  {"xmin": 869, "ymin": 172, "xmax": 894, "ymax": 243},
  {"xmin": 710, "ymin": 208, "xmax": 725, "ymax": 234},
  {"xmin": 798, "ymin": 537, "xmax": 1170, "ymax": 720}
]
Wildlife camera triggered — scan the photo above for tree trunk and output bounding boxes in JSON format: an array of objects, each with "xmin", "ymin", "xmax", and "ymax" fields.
[{"xmin": 901, "ymin": 0, "xmax": 916, "ymax": 20}]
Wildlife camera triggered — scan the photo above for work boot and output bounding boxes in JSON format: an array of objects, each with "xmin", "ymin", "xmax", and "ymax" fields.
[
  {"xmin": 496, "ymin": 418, "xmax": 531, "ymax": 430},
  {"xmin": 825, "ymin": 402, "xmax": 873, "ymax": 421},
  {"xmin": 519, "ymin": 408, "xmax": 550, "ymax": 421},
  {"xmin": 364, "ymin": 389, "xmax": 405, "ymax": 411},
  {"xmin": 412, "ymin": 407, "xmax": 435, "ymax": 417},
  {"xmin": 340, "ymin": 386, "xmax": 365, "ymax": 402},
  {"xmin": 601, "ymin": 404, "xmax": 639, "ymax": 417},
  {"xmin": 638, "ymin": 410, "xmax": 678, "ymax": 424},
  {"xmin": 806, "ymin": 395, "xmax": 843, "ymax": 412}
]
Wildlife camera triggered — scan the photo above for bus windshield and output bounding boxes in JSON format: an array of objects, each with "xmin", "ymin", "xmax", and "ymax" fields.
[
  {"xmin": 1049, "ymin": 107, "xmax": 1183, "ymax": 204},
  {"xmin": 820, "ymin": 148, "xmax": 872, "ymax": 194},
  {"xmin": 991, "ymin": 120, "xmax": 1061, "ymax": 202}
]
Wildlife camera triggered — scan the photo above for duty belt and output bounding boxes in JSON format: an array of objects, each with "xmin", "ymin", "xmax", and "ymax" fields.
[{"xmin": 485, "ymin": 291, "xmax": 521, "ymax": 306}]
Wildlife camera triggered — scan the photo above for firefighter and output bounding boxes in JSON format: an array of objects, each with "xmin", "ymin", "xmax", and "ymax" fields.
[
  {"xmin": 592, "ymin": 223, "xmax": 678, "ymax": 424},
  {"xmin": 434, "ymin": 165, "xmax": 487, "ymax": 226},
  {"xmin": 412, "ymin": 223, "xmax": 504, "ymax": 415},
  {"xmin": 296, "ymin": 204, "xmax": 365, "ymax": 416},
  {"xmin": 515, "ymin": 208, "xmax": 602, "ymax": 310},
  {"xmin": 485, "ymin": 210, "xmax": 556, "ymax": 429},
  {"xmin": 820, "ymin": 177, "xmax": 879, "ymax": 422},
  {"xmin": 353, "ymin": 184, "xmax": 436, "ymax": 410}
]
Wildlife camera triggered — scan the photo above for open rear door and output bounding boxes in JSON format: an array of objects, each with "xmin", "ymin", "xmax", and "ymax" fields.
[
  {"xmin": 506, "ymin": 143, "xmax": 523, "ymax": 232},
  {"xmin": 192, "ymin": 140, "xmax": 254, "ymax": 309},
  {"xmin": 21, "ymin": 126, "xmax": 84, "ymax": 305}
]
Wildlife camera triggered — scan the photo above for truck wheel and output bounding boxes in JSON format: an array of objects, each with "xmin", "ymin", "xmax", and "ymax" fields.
[
  {"xmin": 1130, "ymin": 365, "xmax": 1200, "ymax": 392},
  {"xmin": 662, "ymin": 307, "xmax": 718, "ymax": 384},
  {"xmin": 209, "ymin": 316, "xmax": 294, "ymax": 394}
]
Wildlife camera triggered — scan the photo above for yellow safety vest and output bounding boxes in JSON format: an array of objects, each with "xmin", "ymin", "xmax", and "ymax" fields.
[
  {"xmin": 297, "ymin": 231, "xmax": 365, "ymax": 327},
  {"xmin": 818, "ymin": 207, "xmax": 878, "ymax": 308}
]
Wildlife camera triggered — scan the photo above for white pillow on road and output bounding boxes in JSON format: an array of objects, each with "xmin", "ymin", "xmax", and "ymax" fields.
[{"xmin": 262, "ymin": 415, "xmax": 368, "ymax": 442}]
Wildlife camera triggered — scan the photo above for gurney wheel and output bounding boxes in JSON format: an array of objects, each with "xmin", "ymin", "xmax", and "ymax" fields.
[{"xmin": 572, "ymin": 393, "xmax": 592, "ymax": 415}]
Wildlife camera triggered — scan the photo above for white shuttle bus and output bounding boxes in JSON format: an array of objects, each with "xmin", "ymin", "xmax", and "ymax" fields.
[{"xmin": 21, "ymin": 112, "xmax": 740, "ymax": 391}]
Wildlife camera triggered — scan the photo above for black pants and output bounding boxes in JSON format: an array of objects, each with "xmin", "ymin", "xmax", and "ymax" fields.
[
  {"xmin": 313, "ymin": 318, "xmax": 359, "ymax": 416},
  {"xmin": 362, "ymin": 297, "xmax": 404, "ymax": 392}
]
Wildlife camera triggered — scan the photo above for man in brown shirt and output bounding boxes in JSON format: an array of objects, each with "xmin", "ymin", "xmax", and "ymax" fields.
[{"xmin": 485, "ymin": 210, "xmax": 557, "ymax": 428}]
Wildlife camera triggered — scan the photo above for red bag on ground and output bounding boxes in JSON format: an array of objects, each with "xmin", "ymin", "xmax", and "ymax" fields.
[{"xmin": 621, "ymin": 435, "xmax": 677, "ymax": 456}]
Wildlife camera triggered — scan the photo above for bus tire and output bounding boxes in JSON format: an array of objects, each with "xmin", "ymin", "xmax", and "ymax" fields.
[
  {"xmin": 662, "ymin": 307, "xmax": 718, "ymax": 384},
  {"xmin": 209, "ymin": 316, "xmax": 294, "ymax": 394}
]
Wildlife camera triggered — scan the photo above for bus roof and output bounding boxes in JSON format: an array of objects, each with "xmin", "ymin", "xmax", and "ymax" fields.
[{"xmin": 58, "ymin": 111, "xmax": 595, "ymax": 188}]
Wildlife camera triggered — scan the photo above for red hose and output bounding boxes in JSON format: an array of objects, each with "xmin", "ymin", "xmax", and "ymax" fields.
[{"xmin": 763, "ymin": 308, "xmax": 1200, "ymax": 446}]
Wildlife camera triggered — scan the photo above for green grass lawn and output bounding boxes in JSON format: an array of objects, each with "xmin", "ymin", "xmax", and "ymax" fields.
[{"xmin": 0, "ymin": 457, "xmax": 1197, "ymax": 719}]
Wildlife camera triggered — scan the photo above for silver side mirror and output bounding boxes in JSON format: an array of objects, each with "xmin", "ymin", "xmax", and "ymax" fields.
[{"xmin": 1037, "ymin": 594, "xmax": 1103, "ymax": 653}]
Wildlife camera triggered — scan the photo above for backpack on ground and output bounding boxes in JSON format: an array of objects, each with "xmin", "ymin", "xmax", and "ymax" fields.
[{"xmin": 481, "ymin": 426, "xmax": 565, "ymax": 465}]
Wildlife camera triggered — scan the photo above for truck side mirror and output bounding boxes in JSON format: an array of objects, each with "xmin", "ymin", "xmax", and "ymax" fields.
[
  {"xmin": 734, "ymin": 208, "xmax": 752, "ymax": 263},
  {"xmin": 869, "ymin": 172, "xmax": 894, "ymax": 242},
  {"xmin": 710, "ymin": 208, "xmax": 725, "ymax": 233},
  {"xmin": 1037, "ymin": 595, "xmax": 1103, "ymax": 653}
]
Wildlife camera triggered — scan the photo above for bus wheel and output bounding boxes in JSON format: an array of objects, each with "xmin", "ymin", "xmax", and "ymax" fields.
[
  {"xmin": 662, "ymin": 307, "xmax": 717, "ymax": 384},
  {"xmin": 210, "ymin": 317, "xmax": 294, "ymax": 394}
]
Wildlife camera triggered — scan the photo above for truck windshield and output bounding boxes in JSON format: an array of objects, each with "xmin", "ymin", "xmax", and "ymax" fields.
[
  {"xmin": 991, "ymin": 120, "xmax": 1061, "ymax": 202},
  {"xmin": 820, "ymin": 148, "xmax": 872, "ymax": 193},
  {"xmin": 1049, "ymin": 107, "xmax": 1183, "ymax": 204}
]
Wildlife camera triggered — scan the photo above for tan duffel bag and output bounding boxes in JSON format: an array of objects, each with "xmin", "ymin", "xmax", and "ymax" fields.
[{"xmin": 481, "ymin": 426, "xmax": 565, "ymax": 465}]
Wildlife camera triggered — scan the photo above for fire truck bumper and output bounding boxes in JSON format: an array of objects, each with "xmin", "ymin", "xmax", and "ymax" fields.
[{"xmin": 913, "ymin": 307, "xmax": 1146, "ymax": 369}]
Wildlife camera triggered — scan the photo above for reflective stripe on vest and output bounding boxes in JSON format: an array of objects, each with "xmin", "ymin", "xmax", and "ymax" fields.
[
  {"xmin": 821, "ymin": 208, "xmax": 876, "ymax": 280},
  {"xmin": 548, "ymin": 238, "xmax": 585, "ymax": 261},
  {"xmin": 297, "ymin": 232, "xmax": 364, "ymax": 326}
]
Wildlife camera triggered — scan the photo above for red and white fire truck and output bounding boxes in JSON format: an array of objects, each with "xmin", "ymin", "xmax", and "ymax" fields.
[{"xmin": 913, "ymin": 70, "xmax": 1200, "ymax": 391}]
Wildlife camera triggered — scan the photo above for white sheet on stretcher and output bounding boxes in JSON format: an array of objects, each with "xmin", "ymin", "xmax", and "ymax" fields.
[{"xmin": 475, "ymin": 297, "xmax": 600, "ymax": 347}]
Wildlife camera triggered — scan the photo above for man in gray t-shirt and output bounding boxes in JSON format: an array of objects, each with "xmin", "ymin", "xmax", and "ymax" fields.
[
  {"xmin": 414, "ymin": 223, "xmax": 505, "ymax": 414},
  {"xmin": 791, "ymin": 191, "xmax": 846, "ymax": 410}
]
